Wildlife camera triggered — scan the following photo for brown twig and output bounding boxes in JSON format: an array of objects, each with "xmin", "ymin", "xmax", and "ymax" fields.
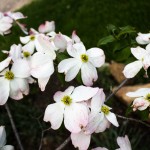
[
  {"xmin": 55, "ymin": 136, "xmax": 71, "ymax": 150},
  {"xmin": 116, "ymin": 114, "xmax": 150, "ymax": 128},
  {"xmin": 5, "ymin": 103, "xmax": 24, "ymax": 150}
]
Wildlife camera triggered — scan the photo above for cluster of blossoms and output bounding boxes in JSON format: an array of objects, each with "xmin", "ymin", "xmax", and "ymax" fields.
[
  {"xmin": 0, "ymin": 126, "xmax": 14, "ymax": 150},
  {"xmin": 123, "ymin": 33, "xmax": 150, "ymax": 112},
  {"xmin": 44, "ymin": 87, "xmax": 119, "ymax": 149},
  {"xmin": 0, "ymin": 11, "xmax": 26, "ymax": 35},
  {"xmin": 2, "ymin": 11, "xmax": 149, "ymax": 150}
]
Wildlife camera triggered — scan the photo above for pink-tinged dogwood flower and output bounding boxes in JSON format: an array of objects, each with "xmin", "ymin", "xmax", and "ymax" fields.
[
  {"xmin": 90, "ymin": 89, "xmax": 119, "ymax": 131},
  {"xmin": 71, "ymin": 111, "xmax": 104, "ymax": 150},
  {"xmin": 0, "ymin": 126, "xmax": 14, "ymax": 150},
  {"xmin": 126, "ymin": 88, "xmax": 150, "ymax": 111},
  {"xmin": 30, "ymin": 36, "xmax": 56, "ymax": 91},
  {"xmin": 92, "ymin": 135, "xmax": 131, "ymax": 150},
  {"xmin": 123, "ymin": 46, "xmax": 150, "ymax": 78},
  {"xmin": 136, "ymin": 33, "xmax": 150, "ymax": 45},
  {"xmin": 0, "ymin": 12, "xmax": 13, "ymax": 35},
  {"xmin": 38, "ymin": 21, "xmax": 55, "ymax": 33},
  {"xmin": 5, "ymin": 12, "xmax": 26, "ymax": 20},
  {"xmin": 58, "ymin": 42, "xmax": 105, "ymax": 86},
  {"xmin": 44, "ymin": 86, "xmax": 98, "ymax": 133},
  {"xmin": 0, "ymin": 59, "xmax": 30, "ymax": 105}
]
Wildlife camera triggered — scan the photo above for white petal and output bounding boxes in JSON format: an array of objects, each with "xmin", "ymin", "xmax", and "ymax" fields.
[
  {"xmin": 117, "ymin": 135, "xmax": 132, "ymax": 150},
  {"xmin": 0, "ymin": 126, "xmax": 6, "ymax": 147},
  {"xmin": 31, "ymin": 52, "xmax": 54, "ymax": 78},
  {"xmin": 85, "ymin": 113, "xmax": 104, "ymax": 134},
  {"xmin": 91, "ymin": 89, "xmax": 106, "ymax": 114},
  {"xmin": 22, "ymin": 41, "xmax": 35, "ymax": 55},
  {"xmin": 53, "ymin": 33, "xmax": 67, "ymax": 51},
  {"xmin": 58, "ymin": 58, "xmax": 79, "ymax": 73},
  {"xmin": 123, "ymin": 61, "xmax": 143, "ymax": 78},
  {"xmin": 87, "ymin": 48, "xmax": 105, "ymax": 67},
  {"xmin": 126, "ymin": 88, "xmax": 150, "ymax": 97},
  {"xmin": 35, "ymin": 36, "xmax": 56, "ymax": 59},
  {"xmin": 43, "ymin": 102, "xmax": 65, "ymax": 130},
  {"xmin": 11, "ymin": 59, "xmax": 30, "ymax": 78},
  {"xmin": 71, "ymin": 86, "xmax": 99, "ymax": 102},
  {"xmin": 71, "ymin": 132, "xmax": 91, "ymax": 150},
  {"xmin": 38, "ymin": 21, "xmax": 55, "ymax": 33},
  {"xmin": 38, "ymin": 77, "xmax": 50, "ymax": 91},
  {"xmin": 92, "ymin": 147, "xmax": 108, "ymax": 150},
  {"xmin": 9, "ymin": 44, "xmax": 22, "ymax": 61},
  {"xmin": 131, "ymin": 47, "xmax": 148, "ymax": 60},
  {"xmin": 0, "ymin": 57, "xmax": 11, "ymax": 72},
  {"xmin": 1, "ymin": 145, "xmax": 14, "ymax": 150},
  {"xmin": 9, "ymin": 78, "xmax": 28, "ymax": 100},
  {"xmin": 20, "ymin": 36, "xmax": 30, "ymax": 44},
  {"xmin": 64, "ymin": 103, "xmax": 88, "ymax": 133},
  {"xmin": 81, "ymin": 62, "xmax": 98, "ymax": 86},
  {"xmin": 95, "ymin": 115, "xmax": 110, "ymax": 133},
  {"xmin": 0, "ymin": 77, "xmax": 10, "ymax": 105},
  {"xmin": 53, "ymin": 86, "xmax": 74, "ymax": 102},
  {"xmin": 73, "ymin": 42, "xmax": 86, "ymax": 54},
  {"xmin": 65, "ymin": 61, "xmax": 82, "ymax": 81},
  {"xmin": 136, "ymin": 33, "xmax": 150, "ymax": 45},
  {"xmin": 72, "ymin": 31, "xmax": 81, "ymax": 43},
  {"xmin": 106, "ymin": 112, "xmax": 119, "ymax": 127}
]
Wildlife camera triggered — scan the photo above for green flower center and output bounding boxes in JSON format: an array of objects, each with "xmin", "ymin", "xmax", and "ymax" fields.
[
  {"xmin": 5, "ymin": 71, "xmax": 14, "ymax": 80},
  {"xmin": 81, "ymin": 54, "xmax": 88, "ymax": 63},
  {"xmin": 61, "ymin": 95, "xmax": 72, "ymax": 106},
  {"xmin": 23, "ymin": 51, "xmax": 31, "ymax": 58},
  {"xmin": 101, "ymin": 105, "xmax": 110, "ymax": 115},
  {"xmin": 30, "ymin": 35, "xmax": 35, "ymax": 41},
  {"xmin": 145, "ymin": 93, "xmax": 150, "ymax": 102}
]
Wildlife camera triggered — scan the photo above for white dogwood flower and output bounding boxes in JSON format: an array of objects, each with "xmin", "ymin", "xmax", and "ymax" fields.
[
  {"xmin": 58, "ymin": 42, "xmax": 105, "ymax": 86},
  {"xmin": 90, "ymin": 89, "xmax": 119, "ymax": 132},
  {"xmin": 123, "ymin": 46, "xmax": 150, "ymax": 78},
  {"xmin": 0, "ymin": 59, "xmax": 30, "ymax": 105},
  {"xmin": 38, "ymin": 21, "xmax": 55, "ymax": 33},
  {"xmin": 44, "ymin": 86, "xmax": 98, "ymax": 133},
  {"xmin": 126, "ymin": 88, "xmax": 150, "ymax": 111},
  {"xmin": 136, "ymin": 32, "xmax": 150, "ymax": 45},
  {"xmin": 0, "ymin": 126, "xmax": 14, "ymax": 150}
]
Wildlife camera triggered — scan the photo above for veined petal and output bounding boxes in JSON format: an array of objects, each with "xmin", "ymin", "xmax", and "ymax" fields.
[
  {"xmin": 87, "ymin": 48, "xmax": 105, "ymax": 67},
  {"xmin": 38, "ymin": 77, "xmax": 50, "ymax": 91},
  {"xmin": 64, "ymin": 103, "xmax": 88, "ymax": 133},
  {"xmin": 106, "ymin": 112, "xmax": 119, "ymax": 127},
  {"xmin": 81, "ymin": 62, "xmax": 98, "ymax": 86},
  {"xmin": 0, "ymin": 57, "xmax": 11, "ymax": 72},
  {"xmin": 126, "ymin": 88, "xmax": 150, "ymax": 97},
  {"xmin": 0, "ymin": 77, "xmax": 10, "ymax": 105},
  {"xmin": 131, "ymin": 47, "xmax": 148, "ymax": 60},
  {"xmin": 54, "ymin": 86, "xmax": 74, "ymax": 102},
  {"xmin": 43, "ymin": 102, "xmax": 65, "ymax": 130},
  {"xmin": 71, "ymin": 132, "xmax": 91, "ymax": 150},
  {"xmin": 11, "ymin": 59, "xmax": 30, "ymax": 78},
  {"xmin": 91, "ymin": 89, "xmax": 106, "ymax": 114},
  {"xmin": 0, "ymin": 126, "xmax": 6, "ymax": 147},
  {"xmin": 31, "ymin": 52, "xmax": 54, "ymax": 78},
  {"xmin": 35, "ymin": 36, "xmax": 56, "ymax": 60},
  {"xmin": 117, "ymin": 135, "xmax": 132, "ymax": 150},
  {"xmin": 58, "ymin": 58, "xmax": 79, "ymax": 73},
  {"xmin": 95, "ymin": 114, "xmax": 110, "ymax": 133},
  {"xmin": 71, "ymin": 86, "xmax": 98, "ymax": 102},
  {"xmin": 123, "ymin": 61, "xmax": 143, "ymax": 78},
  {"xmin": 65, "ymin": 61, "xmax": 82, "ymax": 81}
]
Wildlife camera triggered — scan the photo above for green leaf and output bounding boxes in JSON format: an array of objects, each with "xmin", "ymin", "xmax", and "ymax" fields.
[
  {"xmin": 56, "ymin": 52, "xmax": 69, "ymax": 62},
  {"xmin": 114, "ymin": 47, "xmax": 131, "ymax": 62},
  {"xmin": 137, "ymin": 109, "xmax": 149, "ymax": 121},
  {"xmin": 125, "ymin": 102, "xmax": 133, "ymax": 116},
  {"xmin": 107, "ymin": 24, "xmax": 118, "ymax": 34},
  {"xmin": 98, "ymin": 35, "xmax": 116, "ymax": 46}
]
